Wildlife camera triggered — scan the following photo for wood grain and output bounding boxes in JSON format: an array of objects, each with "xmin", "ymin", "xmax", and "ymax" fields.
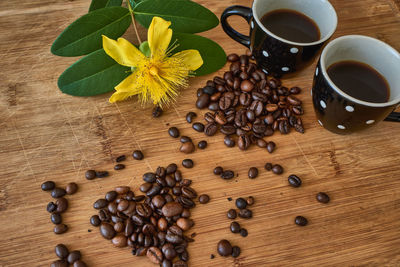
[{"xmin": 1, "ymin": 0, "xmax": 400, "ymax": 266}]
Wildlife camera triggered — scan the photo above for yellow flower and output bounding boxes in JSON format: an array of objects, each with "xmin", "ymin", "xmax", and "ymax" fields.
[{"xmin": 102, "ymin": 16, "xmax": 203, "ymax": 106}]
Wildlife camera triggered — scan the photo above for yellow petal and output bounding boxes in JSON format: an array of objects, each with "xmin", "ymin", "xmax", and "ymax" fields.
[
  {"xmin": 102, "ymin": 35, "xmax": 146, "ymax": 67},
  {"xmin": 148, "ymin": 17, "xmax": 172, "ymax": 58},
  {"xmin": 170, "ymin": 50, "xmax": 203, "ymax": 71},
  {"xmin": 109, "ymin": 91, "xmax": 133, "ymax": 103},
  {"xmin": 115, "ymin": 72, "xmax": 139, "ymax": 92}
]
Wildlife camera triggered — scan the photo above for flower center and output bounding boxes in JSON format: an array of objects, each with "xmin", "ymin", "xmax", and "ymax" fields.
[{"xmin": 149, "ymin": 66, "xmax": 159, "ymax": 76}]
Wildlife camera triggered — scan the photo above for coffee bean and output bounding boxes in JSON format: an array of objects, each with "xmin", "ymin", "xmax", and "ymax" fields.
[
  {"xmin": 73, "ymin": 261, "xmax": 87, "ymax": 267},
  {"xmin": 51, "ymin": 188, "xmax": 66, "ymax": 199},
  {"xmin": 115, "ymin": 186, "xmax": 130, "ymax": 194},
  {"xmin": 239, "ymin": 228, "xmax": 248, "ymax": 237},
  {"xmin": 231, "ymin": 246, "xmax": 241, "ymax": 257},
  {"xmin": 166, "ymin": 163, "xmax": 177, "ymax": 174},
  {"xmin": 221, "ymin": 170, "xmax": 234, "ymax": 180},
  {"xmin": 96, "ymin": 171, "xmax": 109, "ymax": 178},
  {"xmin": 51, "ymin": 260, "xmax": 68, "ymax": 267},
  {"xmin": 316, "ymin": 192, "xmax": 330, "ymax": 203},
  {"xmin": 246, "ymin": 196, "xmax": 255, "ymax": 206},
  {"xmin": 295, "ymin": 216, "xmax": 308, "ymax": 226},
  {"xmin": 192, "ymin": 122, "xmax": 204, "ymax": 132},
  {"xmin": 90, "ymin": 215, "xmax": 101, "ymax": 226},
  {"xmin": 198, "ymin": 140, "xmax": 207, "ymax": 149},
  {"xmin": 235, "ymin": 198, "xmax": 247, "ymax": 209},
  {"xmin": 65, "ymin": 182, "xmax": 78, "ymax": 195},
  {"xmin": 238, "ymin": 209, "xmax": 252, "ymax": 219},
  {"xmin": 221, "ymin": 124, "xmax": 236, "ymax": 135},
  {"xmin": 219, "ymin": 95, "xmax": 232, "ymax": 110},
  {"xmin": 112, "ymin": 235, "xmax": 127, "ymax": 247},
  {"xmin": 55, "ymin": 244, "xmax": 69, "ymax": 259},
  {"xmin": 152, "ymin": 105, "xmax": 163, "ymax": 117},
  {"xmin": 51, "ymin": 213, "xmax": 62, "ymax": 224},
  {"xmin": 105, "ymin": 191, "xmax": 118, "ymax": 202},
  {"xmin": 266, "ymin": 141, "xmax": 276, "ymax": 153},
  {"xmin": 241, "ymin": 80, "xmax": 254, "ymax": 92},
  {"xmin": 290, "ymin": 86, "xmax": 301, "ymax": 94},
  {"xmin": 238, "ymin": 134, "xmax": 251, "ymax": 150},
  {"xmin": 85, "ymin": 170, "xmax": 96, "ymax": 180},
  {"xmin": 204, "ymin": 123, "xmax": 218, "ymax": 136},
  {"xmin": 186, "ymin": 112, "xmax": 197, "ymax": 123},
  {"xmin": 217, "ymin": 239, "xmax": 233, "ymax": 257},
  {"xmin": 288, "ymin": 175, "xmax": 302, "ymax": 187},
  {"xmin": 230, "ymin": 221, "xmax": 241, "ymax": 233},
  {"xmin": 208, "ymin": 102, "xmax": 219, "ymax": 111},
  {"xmin": 113, "ymin": 163, "xmax": 125, "ymax": 170},
  {"xmin": 176, "ymin": 218, "xmax": 194, "ymax": 231},
  {"xmin": 168, "ymin": 127, "xmax": 180, "ymax": 138},
  {"xmin": 256, "ymin": 138, "xmax": 267, "ymax": 148},
  {"xmin": 227, "ymin": 53, "xmax": 239, "ymax": 62},
  {"xmin": 198, "ymin": 194, "xmax": 210, "ymax": 204},
  {"xmin": 215, "ymin": 111, "xmax": 227, "ymax": 125},
  {"xmin": 272, "ymin": 164, "xmax": 283, "ymax": 174},
  {"xmin": 227, "ymin": 209, "xmax": 237, "ymax": 219},
  {"xmin": 93, "ymin": 199, "xmax": 108, "ymax": 209},
  {"xmin": 172, "ymin": 260, "xmax": 188, "ymax": 267},
  {"xmin": 180, "ymin": 142, "xmax": 195, "ymax": 154},
  {"xmin": 224, "ymin": 135, "xmax": 235, "ymax": 147},
  {"xmin": 213, "ymin": 166, "xmax": 223, "ymax": 175},
  {"xmin": 248, "ymin": 167, "xmax": 258, "ymax": 179},
  {"xmin": 100, "ymin": 222, "xmax": 116, "ymax": 239},
  {"xmin": 54, "ymin": 198, "xmax": 67, "ymax": 213},
  {"xmin": 196, "ymin": 94, "xmax": 210, "ymax": 109},
  {"xmin": 264, "ymin": 163, "xmax": 273, "ymax": 171},
  {"xmin": 47, "ymin": 202, "xmax": 57, "ymax": 213},
  {"xmin": 287, "ymin": 95, "xmax": 301, "ymax": 105},
  {"xmin": 67, "ymin": 251, "xmax": 81, "ymax": 264},
  {"xmin": 180, "ymin": 136, "xmax": 192, "ymax": 143},
  {"xmin": 182, "ymin": 159, "xmax": 194, "ymax": 168},
  {"xmin": 132, "ymin": 150, "xmax": 144, "ymax": 160},
  {"xmin": 41, "ymin": 181, "xmax": 55, "ymax": 191},
  {"xmin": 54, "ymin": 224, "xmax": 68, "ymax": 234},
  {"xmin": 203, "ymin": 86, "xmax": 216, "ymax": 95},
  {"xmin": 147, "ymin": 246, "xmax": 163, "ymax": 264},
  {"xmin": 162, "ymin": 202, "xmax": 183, "ymax": 217}
]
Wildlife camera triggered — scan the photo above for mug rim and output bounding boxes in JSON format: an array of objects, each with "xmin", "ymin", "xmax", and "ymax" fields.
[
  {"xmin": 252, "ymin": 0, "xmax": 338, "ymax": 47},
  {"xmin": 320, "ymin": 35, "xmax": 400, "ymax": 108}
]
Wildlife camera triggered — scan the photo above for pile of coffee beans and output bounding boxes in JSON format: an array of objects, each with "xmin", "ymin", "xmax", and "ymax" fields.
[
  {"xmin": 217, "ymin": 239, "xmax": 241, "ymax": 258},
  {"xmin": 42, "ymin": 181, "xmax": 78, "ymax": 234},
  {"xmin": 213, "ymin": 166, "xmax": 235, "ymax": 180},
  {"xmin": 264, "ymin": 162, "xmax": 284, "ymax": 175},
  {"xmin": 85, "ymin": 170, "xmax": 109, "ymax": 180},
  {"xmin": 51, "ymin": 244, "xmax": 87, "ymax": 267},
  {"xmin": 225, "ymin": 196, "xmax": 255, "ymax": 241},
  {"xmin": 90, "ymin": 164, "xmax": 204, "ymax": 267},
  {"xmin": 194, "ymin": 52, "xmax": 305, "ymax": 151}
]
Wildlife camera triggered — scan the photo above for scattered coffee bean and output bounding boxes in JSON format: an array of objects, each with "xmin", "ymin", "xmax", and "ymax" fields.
[
  {"xmin": 51, "ymin": 213, "xmax": 62, "ymax": 224},
  {"xmin": 85, "ymin": 170, "xmax": 96, "ymax": 180},
  {"xmin": 182, "ymin": 159, "xmax": 194, "ymax": 168},
  {"xmin": 221, "ymin": 170, "xmax": 234, "ymax": 180},
  {"xmin": 73, "ymin": 261, "xmax": 87, "ymax": 267},
  {"xmin": 180, "ymin": 142, "xmax": 195, "ymax": 154},
  {"xmin": 133, "ymin": 150, "xmax": 144, "ymax": 160},
  {"xmin": 152, "ymin": 106, "xmax": 163, "ymax": 117},
  {"xmin": 67, "ymin": 251, "xmax": 81, "ymax": 264},
  {"xmin": 55, "ymin": 198, "xmax": 68, "ymax": 213},
  {"xmin": 50, "ymin": 260, "xmax": 68, "ymax": 267},
  {"xmin": 116, "ymin": 155, "xmax": 126, "ymax": 162},
  {"xmin": 51, "ymin": 188, "xmax": 66, "ymax": 198},
  {"xmin": 246, "ymin": 196, "xmax": 255, "ymax": 206},
  {"xmin": 266, "ymin": 141, "xmax": 276, "ymax": 153},
  {"xmin": 231, "ymin": 246, "xmax": 241, "ymax": 257},
  {"xmin": 213, "ymin": 166, "xmax": 223, "ymax": 175},
  {"xmin": 198, "ymin": 140, "xmax": 207, "ymax": 149},
  {"xmin": 239, "ymin": 228, "xmax": 248, "ymax": 237},
  {"xmin": 271, "ymin": 164, "xmax": 283, "ymax": 175},
  {"xmin": 235, "ymin": 198, "xmax": 247, "ymax": 209},
  {"xmin": 54, "ymin": 224, "xmax": 68, "ymax": 234},
  {"xmin": 227, "ymin": 53, "xmax": 239, "ymax": 62},
  {"xmin": 288, "ymin": 174, "xmax": 302, "ymax": 187},
  {"xmin": 114, "ymin": 163, "xmax": 125, "ymax": 170},
  {"xmin": 264, "ymin": 163, "xmax": 273, "ymax": 171},
  {"xmin": 196, "ymin": 93, "xmax": 210, "ymax": 109},
  {"xmin": 238, "ymin": 209, "xmax": 252, "ymax": 219},
  {"xmin": 185, "ymin": 112, "xmax": 197, "ymax": 123},
  {"xmin": 168, "ymin": 127, "xmax": 180, "ymax": 138},
  {"xmin": 230, "ymin": 221, "xmax": 241, "ymax": 233},
  {"xmin": 41, "ymin": 181, "xmax": 55, "ymax": 191},
  {"xmin": 224, "ymin": 135, "xmax": 235, "ymax": 147},
  {"xmin": 192, "ymin": 122, "xmax": 204, "ymax": 132},
  {"xmin": 180, "ymin": 136, "xmax": 192, "ymax": 143},
  {"xmin": 198, "ymin": 194, "xmax": 210, "ymax": 204},
  {"xmin": 316, "ymin": 192, "xmax": 330, "ymax": 203},
  {"xmin": 227, "ymin": 209, "xmax": 237, "ymax": 219},
  {"xmin": 248, "ymin": 167, "xmax": 258, "ymax": 179},
  {"xmin": 96, "ymin": 171, "xmax": 109, "ymax": 178},
  {"xmin": 100, "ymin": 222, "xmax": 116, "ymax": 239},
  {"xmin": 47, "ymin": 202, "xmax": 57, "ymax": 213},
  {"xmin": 93, "ymin": 199, "xmax": 108, "ymax": 209},
  {"xmin": 217, "ymin": 239, "xmax": 233, "ymax": 257},
  {"xmin": 55, "ymin": 244, "xmax": 69, "ymax": 259},
  {"xmin": 65, "ymin": 182, "xmax": 78, "ymax": 195},
  {"xmin": 295, "ymin": 216, "xmax": 308, "ymax": 226},
  {"xmin": 90, "ymin": 215, "xmax": 101, "ymax": 226}
]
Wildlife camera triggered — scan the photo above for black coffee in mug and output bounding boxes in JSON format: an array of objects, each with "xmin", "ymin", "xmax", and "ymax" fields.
[
  {"xmin": 327, "ymin": 60, "xmax": 390, "ymax": 103},
  {"xmin": 260, "ymin": 9, "xmax": 320, "ymax": 43}
]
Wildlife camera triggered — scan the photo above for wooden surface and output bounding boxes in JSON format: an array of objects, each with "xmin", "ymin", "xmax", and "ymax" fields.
[{"xmin": 1, "ymin": 0, "xmax": 400, "ymax": 266}]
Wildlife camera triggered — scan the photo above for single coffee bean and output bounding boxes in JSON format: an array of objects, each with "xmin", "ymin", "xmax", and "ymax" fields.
[
  {"xmin": 316, "ymin": 192, "xmax": 330, "ymax": 203},
  {"xmin": 73, "ymin": 261, "xmax": 87, "ymax": 267},
  {"xmin": 238, "ymin": 209, "xmax": 252, "ymax": 219},
  {"xmin": 182, "ymin": 159, "xmax": 194, "ymax": 169},
  {"xmin": 180, "ymin": 136, "xmax": 192, "ymax": 143},
  {"xmin": 198, "ymin": 140, "xmax": 207, "ymax": 149},
  {"xmin": 266, "ymin": 141, "xmax": 276, "ymax": 153},
  {"xmin": 152, "ymin": 105, "xmax": 163, "ymax": 117},
  {"xmin": 168, "ymin": 127, "xmax": 180, "ymax": 138},
  {"xmin": 96, "ymin": 171, "xmax": 109, "ymax": 178},
  {"xmin": 288, "ymin": 175, "xmax": 302, "ymax": 187},
  {"xmin": 172, "ymin": 260, "xmax": 188, "ymax": 267},
  {"xmin": 114, "ymin": 163, "xmax": 125, "ymax": 170},
  {"xmin": 217, "ymin": 239, "xmax": 233, "ymax": 257},
  {"xmin": 231, "ymin": 246, "xmax": 241, "ymax": 257},
  {"xmin": 85, "ymin": 170, "xmax": 96, "ymax": 180},
  {"xmin": 90, "ymin": 215, "xmax": 101, "ymax": 226},
  {"xmin": 180, "ymin": 141, "xmax": 195, "ymax": 154},
  {"xmin": 238, "ymin": 134, "xmax": 251, "ymax": 150},
  {"xmin": 176, "ymin": 218, "xmax": 194, "ymax": 231},
  {"xmin": 208, "ymin": 102, "xmax": 219, "ymax": 111},
  {"xmin": 116, "ymin": 155, "xmax": 126, "ymax": 162},
  {"xmin": 221, "ymin": 170, "xmax": 234, "ymax": 180},
  {"xmin": 186, "ymin": 112, "xmax": 197, "ymax": 123},
  {"xmin": 51, "ymin": 213, "xmax": 62, "ymax": 224},
  {"xmin": 290, "ymin": 86, "xmax": 301, "ymax": 94},
  {"xmin": 213, "ymin": 166, "xmax": 223, "ymax": 175},
  {"xmin": 47, "ymin": 202, "xmax": 57, "ymax": 213},
  {"xmin": 93, "ymin": 199, "xmax": 108, "ymax": 209},
  {"xmin": 115, "ymin": 186, "xmax": 130, "ymax": 194},
  {"xmin": 196, "ymin": 94, "xmax": 210, "ymax": 109},
  {"xmin": 203, "ymin": 86, "xmax": 217, "ymax": 95},
  {"xmin": 105, "ymin": 191, "xmax": 118, "ymax": 202},
  {"xmin": 240, "ymin": 228, "xmax": 248, "ymax": 237},
  {"xmin": 230, "ymin": 221, "xmax": 241, "ymax": 233},
  {"xmin": 235, "ymin": 198, "xmax": 247, "ymax": 209},
  {"xmin": 112, "ymin": 235, "xmax": 128, "ymax": 247},
  {"xmin": 198, "ymin": 194, "xmax": 210, "ymax": 204},
  {"xmin": 224, "ymin": 135, "xmax": 235, "ymax": 147},
  {"xmin": 41, "ymin": 181, "xmax": 55, "ymax": 191},
  {"xmin": 55, "ymin": 244, "xmax": 69, "ymax": 259},
  {"xmin": 65, "ymin": 182, "xmax": 78, "ymax": 195},
  {"xmin": 54, "ymin": 224, "xmax": 68, "ymax": 234},
  {"xmin": 132, "ymin": 150, "xmax": 144, "ymax": 160},
  {"xmin": 247, "ymin": 196, "xmax": 255, "ymax": 206},
  {"xmin": 147, "ymin": 246, "xmax": 163, "ymax": 264},
  {"xmin": 264, "ymin": 163, "xmax": 273, "ymax": 171},
  {"xmin": 227, "ymin": 209, "xmax": 237, "ymax": 219},
  {"xmin": 100, "ymin": 222, "xmax": 116, "ymax": 239},
  {"xmin": 50, "ymin": 260, "xmax": 68, "ymax": 267},
  {"xmin": 166, "ymin": 163, "xmax": 177, "ymax": 174},
  {"xmin": 192, "ymin": 122, "xmax": 205, "ymax": 132},
  {"xmin": 162, "ymin": 202, "xmax": 183, "ymax": 217},
  {"xmin": 55, "ymin": 197, "xmax": 68, "ymax": 213},
  {"xmin": 272, "ymin": 164, "xmax": 283, "ymax": 175},
  {"xmin": 295, "ymin": 216, "xmax": 308, "ymax": 226},
  {"xmin": 227, "ymin": 53, "xmax": 239, "ymax": 62},
  {"xmin": 248, "ymin": 167, "xmax": 258, "ymax": 179},
  {"xmin": 204, "ymin": 123, "xmax": 218, "ymax": 136},
  {"xmin": 241, "ymin": 80, "xmax": 254, "ymax": 92},
  {"xmin": 256, "ymin": 138, "xmax": 267, "ymax": 148},
  {"xmin": 51, "ymin": 188, "xmax": 66, "ymax": 198},
  {"xmin": 67, "ymin": 251, "xmax": 81, "ymax": 264},
  {"xmin": 143, "ymin": 173, "xmax": 156, "ymax": 183}
]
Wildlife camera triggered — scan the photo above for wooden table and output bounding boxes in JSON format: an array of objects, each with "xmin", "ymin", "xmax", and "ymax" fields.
[{"xmin": 1, "ymin": 0, "xmax": 400, "ymax": 266}]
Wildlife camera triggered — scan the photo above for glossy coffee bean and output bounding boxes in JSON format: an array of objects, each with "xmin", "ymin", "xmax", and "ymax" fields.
[
  {"xmin": 168, "ymin": 127, "xmax": 180, "ymax": 138},
  {"xmin": 47, "ymin": 202, "xmax": 57, "ymax": 213},
  {"xmin": 192, "ymin": 122, "xmax": 205, "ymax": 132},
  {"xmin": 67, "ymin": 251, "xmax": 81, "ymax": 264},
  {"xmin": 198, "ymin": 194, "xmax": 210, "ymax": 204},
  {"xmin": 65, "ymin": 182, "xmax": 78, "ymax": 195},
  {"xmin": 316, "ymin": 192, "xmax": 330, "ymax": 203},
  {"xmin": 51, "ymin": 188, "xmax": 66, "ymax": 198},
  {"xmin": 182, "ymin": 159, "xmax": 194, "ymax": 169},
  {"xmin": 54, "ymin": 224, "xmax": 68, "ymax": 234},
  {"xmin": 95, "ymin": 171, "xmax": 109, "ymax": 178},
  {"xmin": 85, "ymin": 170, "xmax": 96, "ymax": 180},
  {"xmin": 112, "ymin": 235, "xmax": 128, "ymax": 247},
  {"xmin": 73, "ymin": 261, "xmax": 87, "ymax": 267},
  {"xmin": 50, "ymin": 260, "xmax": 68, "ymax": 267},
  {"xmin": 198, "ymin": 140, "xmax": 207, "ymax": 149},
  {"xmin": 227, "ymin": 53, "xmax": 239, "ymax": 62},
  {"xmin": 115, "ymin": 155, "xmax": 126, "ymax": 162},
  {"xmin": 55, "ymin": 244, "xmax": 69, "ymax": 259},
  {"xmin": 295, "ymin": 216, "xmax": 308, "ymax": 226},
  {"xmin": 196, "ymin": 94, "xmax": 210, "ymax": 109},
  {"xmin": 90, "ymin": 215, "xmax": 101, "ymax": 226},
  {"xmin": 246, "ymin": 196, "xmax": 255, "ymax": 206},
  {"xmin": 221, "ymin": 170, "xmax": 234, "ymax": 180},
  {"xmin": 238, "ymin": 208, "xmax": 252, "ymax": 219},
  {"xmin": 230, "ymin": 221, "xmax": 241, "ymax": 233},
  {"xmin": 217, "ymin": 239, "xmax": 232, "ymax": 257},
  {"xmin": 227, "ymin": 209, "xmax": 237, "ymax": 219},
  {"xmin": 147, "ymin": 246, "xmax": 163, "ymax": 264},
  {"xmin": 248, "ymin": 167, "xmax": 258, "ymax": 179},
  {"xmin": 235, "ymin": 198, "xmax": 247, "ymax": 209},
  {"xmin": 266, "ymin": 141, "xmax": 276, "ymax": 153},
  {"xmin": 288, "ymin": 175, "xmax": 302, "ymax": 187},
  {"xmin": 55, "ymin": 198, "xmax": 68, "ymax": 213},
  {"xmin": 132, "ymin": 150, "xmax": 144, "ymax": 160},
  {"xmin": 231, "ymin": 246, "xmax": 241, "ymax": 257},
  {"xmin": 272, "ymin": 164, "xmax": 283, "ymax": 175},
  {"xmin": 213, "ymin": 166, "xmax": 223, "ymax": 175},
  {"xmin": 180, "ymin": 136, "xmax": 192, "ymax": 143},
  {"xmin": 100, "ymin": 222, "xmax": 116, "ymax": 239},
  {"xmin": 180, "ymin": 142, "xmax": 195, "ymax": 154},
  {"xmin": 224, "ymin": 136, "xmax": 235, "ymax": 147},
  {"xmin": 186, "ymin": 112, "xmax": 197, "ymax": 123},
  {"xmin": 264, "ymin": 163, "xmax": 273, "ymax": 171},
  {"xmin": 41, "ymin": 181, "xmax": 55, "ymax": 191},
  {"xmin": 240, "ymin": 228, "xmax": 248, "ymax": 237},
  {"xmin": 162, "ymin": 202, "xmax": 183, "ymax": 217},
  {"xmin": 51, "ymin": 213, "xmax": 62, "ymax": 224},
  {"xmin": 93, "ymin": 199, "xmax": 108, "ymax": 209}
]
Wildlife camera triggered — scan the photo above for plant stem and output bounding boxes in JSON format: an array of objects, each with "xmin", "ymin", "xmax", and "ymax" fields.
[{"xmin": 127, "ymin": 0, "xmax": 142, "ymax": 44}]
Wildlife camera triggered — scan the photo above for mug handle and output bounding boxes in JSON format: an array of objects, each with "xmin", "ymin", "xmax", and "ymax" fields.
[
  {"xmin": 384, "ymin": 112, "xmax": 400, "ymax": 122},
  {"xmin": 221, "ymin": 5, "xmax": 253, "ymax": 48}
]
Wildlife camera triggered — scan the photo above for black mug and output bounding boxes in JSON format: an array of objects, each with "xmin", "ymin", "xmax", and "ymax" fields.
[{"xmin": 221, "ymin": 0, "xmax": 337, "ymax": 76}]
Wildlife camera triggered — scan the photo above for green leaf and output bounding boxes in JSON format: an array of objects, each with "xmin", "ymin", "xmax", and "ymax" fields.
[
  {"xmin": 133, "ymin": 0, "xmax": 219, "ymax": 33},
  {"xmin": 89, "ymin": 0, "xmax": 123, "ymax": 12},
  {"xmin": 51, "ymin": 7, "xmax": 131, "ymax": 57},
  {"xmin": 139, "ymin": 41, "xmax": 151, "ymax": 57},
  {"xmin": 173, "ymin": 32, "xmax": 226, "ymax": 76},
  {"xmin": 129, "ymin": 0, "xmax": 141, "ymax": 8},
  {"xmin": 58, "ymin": 49, "xmax": 131, "ymax": 96}
]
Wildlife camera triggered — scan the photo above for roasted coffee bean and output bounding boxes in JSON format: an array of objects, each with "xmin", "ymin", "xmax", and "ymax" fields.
[
  {"xmin": 289, "ymin": 86, "xmax": 301, "ymax": 94},
  {"xmin": 136, "ymin": 247, "xmax": 148, "ymax": 256},
  {"xmin": 230, "ymin": 221, "xmax": 241, "ymax": 233},
  {"xmin": 173, "ymin": 260, "xmax": 188, "ymax": 267},
  {"xmin": 236, "ymin": 198, "xmax": 247, "ymax": 209},
  {"xmin": 180, "ymin": 142, "xmax": 195, "ymax": 154},
  {"xmin": 85, "ymin": 170, "xmax": 96, "ymax": 180},
  {"xmin": 51, "ymin": 188, "xmax": 66, "ymax": 198},
  {"xmin": 203, "ymin": 86, "xmax": 216, "ymax": 95},
  {"xmin": 213, "ymin": 166, "xmax": 223, "ymax": 175},
  {"xmin": 162, "ymin": 260, "xmax": 172, "ymax": 267},
  {"xmin": 182, "ymin": 159, "xmax": 194, "ymax": 169},
  {"xmin": 219, "ymin": 95, "xmax": 232, "ymax": 110},
  {"xmin": 196, "ymin": 94, "xmax": 210, "ymax": 109},
  {"xmin": 204, "ymin": 123, "xmax": 218, "ymax": 136},
  {"xmin": 227, "ymin": 209, "xmax": 237, "ymax": 219},
  {"xmin": 295, "ymin": 216, "xmax": 308, "ymax": 226},
  {"xmin": 272, "ymin": 164, "xmax": 283, "ymax": 174},
  {"xmin": 215, "ymin": 111, "xmax": 227, "ymax": 125},
  {"xmin": 240, "ymin": 228, "xmax": 248, "ymax": 237},
  {"xmin": 140, "ymin": 182, "xmax": 152, "ymax": 193},
  {"xmin": 114, "ymin": 163, "xmax": 125, "ymax": 170},
  {"xmin": 288, "ymin": 175, "xmax": 302, "ymax": 187},
  {"xmin": 217, "ymin": 239, "xmax": 233, "ymax": 257},
  {"xmin": 204, "ymin": 112, "xmax": 215, "ymax": 123},
  {"xmin": 177, "ymin": 196, "xmax": 195, "ymax": 209},
  {"xmin": 231, "ymin": 246, "xmax": 241, "ymax": 257},
  {"xmin": 279, "ymin": 120, "xmax": 290, "ymax": 134},
  {"xmin": 181, "ymin": 186, "xmax": 197, "ymax": 199},
  {"xmin": 152, "ymin": 106, "xmax": 163, "ymax": 117},
  {"xmin": 287, "ymin": 95, "xmax": 301, "ymax": 105},
  {"xmin": 166, "ymin": 233, "xmax": 183, "ymax": 244},
  {"xmin": 238, "ymin": 209, "xmax": 252, "ymax": 219},
  {"xmin": 166, "ymin": 163, "xmax": 177, "ymax": 174},
  {"xmin": 55, "ymin": 198, "xmax": 68, "ymax": 213},
  {"xmin": 55, "ymin": 244, "xmax": 69, "ymax": 259},
  {"xmin": 115, "ymin": 186, "xmax": 130, "ymax": 194},
  {"xmin": 51, "ymin": 213, "xmax": 62, "ymax": 224},
  {"xmin": 168, "ymin": 127, "xmax": 180, "ymax": 138},
  {"xmin": 47, "ymin": 202, "xmax": 57, "ymax": 213},
  {"xmin": 162, "ymin": 202, "xmax": 183, "ymax": 217},
  {"xmin": 266, "ymin": 141, "xmax": 276, "ymax": 153},
  {"xmin": 238, "ymin": 134, "xmax": 251, "ymax": 150},
  {"xmin": 41, "ymin": 181, "xmax": 55, "ymax": 191},
  {"xmin": 294, "ymin": 123, "xmax": 305, "ymax": 133},
  {"xmin": 90, "ymin": 215, "xmax": 101, "ymax": 226},
  {"xmin": 115, "ymin": 155, "xmax": 126, "ymax": 163},
  {"xmin": 172, "ymin": 186, "xmax": 182, "ymax": 196},
  {"xmin": 248, "ymin": 167, "xmax": 258, "ymax": 179},
  {"xmin": 50, "ymin": 260, "xmax": 68, "ymax": 267},
  {"xmin": 241, "ymin": 80, "xmax": 254, "ymax": 92},
  {"xmin": 65, "ymin": 182, "xmax": 78, "ymax": 195},
  {"xmin": 180, "ymin": 136, "xmax": 192, "ymax": 143},
  {"xmin": 142, "ymin": 172, "xmax": 156, "ymax": 183},
  {"xmin": 316, "ymin": 192, "xmax": 330, "ymax": 203},
  {"xmin": 221, "ymin": 170, "xmax": 235, "ymax": 180},
  {"xmin": 100, "ymin": 222, "xmax": 116, "ymax": 239},
  {"xmin": 73, "ymin": 261, "xmax": 87, "ymax": 267},
  {"xmin": 93, "ymin": 199, "xmax": 108, "ymax": 209},
  {"xmin": 198, "ymin": 140, "xmax": 207, "ymax": 149},
  {"xmin": 96, "ymin": 171, "xmax": 109, "ymax": 178},
  {"xmin": 146, "ymin": 246, "xmax": 163, "ymax": 264},
  {"xmin": 208, "ymin": 102, "xmax": 219, "ymax": 111},
  {"xmin": 54, "ymin": 224, "xmax": 68, "ymax": 234},
  {"xmin": 247, "ymin": 196, "xmax": 255, "ymax": 206},
  {"xmin": 177, "ymin": 218, "xmax": 194, "ymax": 231},
  {"xmin": 264, "ymin": 163, "xmax": 273, "ymax": 171},
  {"xmin": 227, "ymin": 53, "xmax": 239, "ymax": 62},
  {"xmin": 132, "ymin": 150, "xmax": 144, "ymax": 160},
  {"xmin": 186, "ymin": 112, "xmax": 197, "ymax": 123},
  {"xmin": 224, "ymin": 135, "xmax": 235, "ymax": 147},
  {"xmin": 67, "ymin": 251, "xmax": 81, "ymax": 264},
  {"xmin": 117, "ymin": 199, "xmax": 129, "ymax": 211},
  {"xmin": 105, "ymin": 191, "xmax": 118, "ymax": 202},
  {"xmin": 113, "ymin": 221, "xmax": 124, "ymax": 233},
  {"xmin": 221, "ymin": 124, "xmax": 236, "ymax": 135},
  {"xmin": 192, "ymin": 122, "xmax": 205, "ymax": 132},
  {"xmin": 198, "ymin": 194, "xmax": 210, "ymax": 204},
  {"xmin": 98, "ymin": 209, "xmax": 110, "ymax": 222},
  {"xmin": 112, "ymin": 235, "xmax": 127, "ymax": 247},
  {"xmin": 256, "ymin": 138, "xmax": 267, "ymax": 148}
]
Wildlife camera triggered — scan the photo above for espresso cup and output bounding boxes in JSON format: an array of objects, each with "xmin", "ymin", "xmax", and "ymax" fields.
[
  {"xmin": 221, "ymin": 0, "xmax": 337, "ymax": 76},
  {"xmin": 312, "ymin": 35, "xmax": 400, "ymax": 134}
]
